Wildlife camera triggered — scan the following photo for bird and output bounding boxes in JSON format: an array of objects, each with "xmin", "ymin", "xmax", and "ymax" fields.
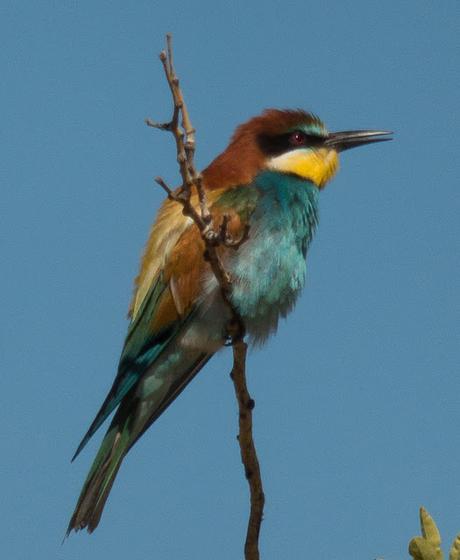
[{"xmin": 67, "ymin": 108, "xmax": 391, "ymax": 534}]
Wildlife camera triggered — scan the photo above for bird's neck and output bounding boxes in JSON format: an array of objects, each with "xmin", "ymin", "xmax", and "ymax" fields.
[
  {"xmin": 253, "ymin": 170, "xmax": 319, "ymax": 254},
  {"xmin": 255, "ymin": 170, "xmax": 319, "ymax": 213},
  {"xmin": 202, "ymin": 136, "xmax": 265, "ymax": 191}
]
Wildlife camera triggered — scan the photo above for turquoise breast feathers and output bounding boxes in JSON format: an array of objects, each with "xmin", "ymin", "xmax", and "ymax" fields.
[{"xmin": 229, "ymin": 171, "xmax": 319, "ymax": 343}]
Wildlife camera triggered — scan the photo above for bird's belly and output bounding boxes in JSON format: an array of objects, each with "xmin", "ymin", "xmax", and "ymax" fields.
[
  {"xmin": 229, "ymin": 229, "xmax": 307, "ymax": 344},
  {"xmin": 181, "ymin": 235, "xmax": 308, "ymax": 351}
]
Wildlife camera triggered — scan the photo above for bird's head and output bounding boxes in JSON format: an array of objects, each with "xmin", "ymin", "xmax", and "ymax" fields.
[{"xmin": 203, "ymin": 109, "xmax": 392, "ymax": 190}]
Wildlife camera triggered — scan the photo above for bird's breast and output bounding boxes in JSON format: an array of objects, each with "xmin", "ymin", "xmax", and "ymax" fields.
[{"xmin": 228, "ymin": 171, "xmax": 319, "ymax": 344}]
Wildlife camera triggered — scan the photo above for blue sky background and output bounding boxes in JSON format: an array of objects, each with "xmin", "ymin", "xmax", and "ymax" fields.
[{"xmin": 2, "ymin": 1, "xmax": 459, "ymax": 558}]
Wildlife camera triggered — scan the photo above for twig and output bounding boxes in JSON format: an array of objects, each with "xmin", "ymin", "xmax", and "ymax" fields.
[
  {"xmin": 147, "ymin": 34, "xmax": 264, "ymax": 559},
  {"xmin": 231, "ymin": 339, "xmax": 265, "ymax": 560}
]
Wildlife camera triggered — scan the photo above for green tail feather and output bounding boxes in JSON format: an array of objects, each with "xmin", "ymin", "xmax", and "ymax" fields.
[
  {"xmin": 67, "ymin": 413, "xmax": 131, "ymax": 534},
  {"xmin": 67, "ymin": 351, "xmax": 212, "ymax": 534}
]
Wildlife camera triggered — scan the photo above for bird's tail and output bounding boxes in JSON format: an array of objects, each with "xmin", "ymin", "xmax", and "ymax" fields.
[
  {"xmin": 67, "ymin": 350, "xmax": 213, "ymax": 535},
  {"xmin": 66, "ymin": 401, "xmax": 132, "ymax": 535}
]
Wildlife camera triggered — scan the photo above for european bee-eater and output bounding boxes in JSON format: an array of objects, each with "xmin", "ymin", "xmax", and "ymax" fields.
[{"xmin": 68, "ymin": 109, "xmax": 391, "ymax": 534}]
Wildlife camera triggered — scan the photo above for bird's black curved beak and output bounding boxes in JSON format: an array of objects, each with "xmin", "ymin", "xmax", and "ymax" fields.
[{"xmin": 325, "ymin": 130, "xmax": 393, "ymax": 152}]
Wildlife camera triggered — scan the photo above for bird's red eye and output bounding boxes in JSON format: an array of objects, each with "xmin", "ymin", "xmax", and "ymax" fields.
[{"xmin": 289, "ymin": 131, "xmax": 306, "ymax": 146}]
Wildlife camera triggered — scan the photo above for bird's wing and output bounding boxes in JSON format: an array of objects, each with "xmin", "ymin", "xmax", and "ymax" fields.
[
  {"xmin": 72, "ymin": 195, "xmax": 209, "ymax": 460},
  {"xmin": 72, "ymin": 186, "xmax": 258, "ymax": 460}
]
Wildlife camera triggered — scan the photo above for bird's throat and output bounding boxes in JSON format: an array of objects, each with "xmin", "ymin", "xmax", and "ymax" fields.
[{"xmin": 268, "ymin": 148, "xmax": 339, "ymax": 188}]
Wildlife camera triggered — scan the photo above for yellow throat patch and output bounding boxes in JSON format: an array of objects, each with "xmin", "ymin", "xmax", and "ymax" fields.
[{"xmin": 268, "ymin": 147, "xmax": 339, "ymax": 188}]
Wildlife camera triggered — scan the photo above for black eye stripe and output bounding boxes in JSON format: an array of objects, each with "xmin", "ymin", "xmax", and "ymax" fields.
[
  {"xmin": 257, "ymin": 131, "xmax": 325, "ymax": 156},
  {"xmin": 305, "ymin": 134, "xmax": 323, "ymax": 144}
]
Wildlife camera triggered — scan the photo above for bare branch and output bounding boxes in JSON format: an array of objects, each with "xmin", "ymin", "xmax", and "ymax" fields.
[
  {"xmin": 145, "ymin": 117, "xmax": 172, "ymax": 131},
  {"xmin": 231, "ymin": 340, "xmax": 265, "ymax": 560},
  {"xmin": 154, "ymin": 176, "xmax": 175, "ymax": 198},
  {"xmin": 146, "ymin": 34, "xmax": 264, "ymax": 560}
]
